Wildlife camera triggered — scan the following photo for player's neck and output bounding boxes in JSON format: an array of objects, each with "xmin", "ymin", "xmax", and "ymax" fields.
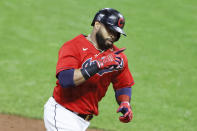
[{"xmin": 86, "ymin": 34, "xmax": 103, "ymax": 52}]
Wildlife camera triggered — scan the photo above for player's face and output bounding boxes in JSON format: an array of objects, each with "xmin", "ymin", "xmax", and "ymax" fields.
[{"xmin": 96, "ymin": 24, "xmax": 118, "ymax": 50}]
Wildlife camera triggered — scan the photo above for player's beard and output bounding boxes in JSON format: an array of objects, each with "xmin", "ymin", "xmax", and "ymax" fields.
[{"xmin": 96, "ymin": 30, "xmax": 113, "ymax": 51}]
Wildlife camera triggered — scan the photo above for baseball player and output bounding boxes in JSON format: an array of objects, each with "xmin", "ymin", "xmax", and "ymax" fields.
[{"xmin": 44, "ymin": 8, "xmax": 135, "ymax": 131}]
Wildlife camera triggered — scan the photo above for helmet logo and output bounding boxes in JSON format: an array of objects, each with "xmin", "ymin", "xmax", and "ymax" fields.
[{"xmin": 118, "ymin": 18, "xmax": 124, "ymax": 28}]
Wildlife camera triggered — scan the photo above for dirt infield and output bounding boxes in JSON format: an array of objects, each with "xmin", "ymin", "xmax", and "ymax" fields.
[{"xmin": 0, "ymin": 114, "xmax": 103, "ymax": 131}]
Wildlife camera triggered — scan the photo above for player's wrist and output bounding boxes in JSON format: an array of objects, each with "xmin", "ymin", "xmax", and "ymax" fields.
[
  {"xmin": 120, "ymin": 101, "xmax": 130, "ymax": 105},
  {"xmin": 81, "ymin": 61, "xmax": 100, "ymax": 80}
]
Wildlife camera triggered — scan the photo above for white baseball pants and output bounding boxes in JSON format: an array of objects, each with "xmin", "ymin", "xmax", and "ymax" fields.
[{"xmin": 44, "ymin": 97, "xmax": 90, "ymax": 131}]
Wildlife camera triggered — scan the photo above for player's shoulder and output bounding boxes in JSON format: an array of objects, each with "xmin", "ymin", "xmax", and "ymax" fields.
[
  {"xmin": 60, "ymin": 34, "xmax": 86, "ymax": 49},
  {"xmin": 63, "ymin": 34, "xmax": 85, "ymax": 45}
]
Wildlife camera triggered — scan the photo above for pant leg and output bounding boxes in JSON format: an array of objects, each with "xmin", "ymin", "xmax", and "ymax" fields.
[{"xmin": 43, "ymin": 97, "xmax": 90, "ymax": 131}]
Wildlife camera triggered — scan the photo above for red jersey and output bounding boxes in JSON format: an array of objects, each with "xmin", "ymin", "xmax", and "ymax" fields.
[{"xmin": 53, "ymin": 34, "xmax": 134, "ymax": 115}]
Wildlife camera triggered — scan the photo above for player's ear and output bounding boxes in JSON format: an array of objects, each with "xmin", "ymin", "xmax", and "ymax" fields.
[{"xmin": 94, "ymin": 21, "xmax": 101, "ymax": 30}]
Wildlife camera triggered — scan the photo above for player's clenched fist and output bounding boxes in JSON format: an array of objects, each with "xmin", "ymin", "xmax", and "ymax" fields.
[
  {"xmin": 96, "ymin": 48, "xmax": 125, "ymax": 70},
  {"xmin": 117, "ymin": 101, "xmax": 133, "ymax": 123}
]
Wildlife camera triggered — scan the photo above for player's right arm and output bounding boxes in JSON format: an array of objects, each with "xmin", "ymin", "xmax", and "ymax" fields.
[
  {"xmin": 58, "ymin": 48, "xmax": 125, "ymax": 88},
  {"xmin": 57, "ymin": 69, "xmax": 85, "ymax": 87},
  {"xmin": 73, "ymin": 69, "xmax": 86, "ymax": 86}
]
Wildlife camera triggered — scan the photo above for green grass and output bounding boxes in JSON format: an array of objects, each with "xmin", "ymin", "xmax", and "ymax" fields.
[{"xmin": 0, "ymin": 0, "xmax": 197, "ymax": 130}]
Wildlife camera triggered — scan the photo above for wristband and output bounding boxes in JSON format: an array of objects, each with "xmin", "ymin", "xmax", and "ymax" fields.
[{"xmin": 115, "ymin": 87, "xmax": 131, "ymax": 104}]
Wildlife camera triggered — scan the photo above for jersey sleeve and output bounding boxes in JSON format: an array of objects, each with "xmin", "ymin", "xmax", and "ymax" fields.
[
  {"xmin": 112, "ymin": 54, "xmax": 135, "ymax": 90},
  {"xmin": 56, "ymin": 42, "xmax": 80, "ymax": 76}
]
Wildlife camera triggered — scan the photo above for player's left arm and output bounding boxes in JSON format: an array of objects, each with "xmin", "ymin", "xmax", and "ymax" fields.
[
  {"xmin": 112, "ymin": 53, "xmax": 135, "ymax": 123},
  {"xmin": 115, "ymin": 87, "xmax": 133, "ymax": 123}
]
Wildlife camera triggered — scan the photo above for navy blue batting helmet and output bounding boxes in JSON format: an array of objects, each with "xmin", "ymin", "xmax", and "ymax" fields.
[{"xmin": 91, "ymin": 8, "xmax": 126, "ymax": 36}]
